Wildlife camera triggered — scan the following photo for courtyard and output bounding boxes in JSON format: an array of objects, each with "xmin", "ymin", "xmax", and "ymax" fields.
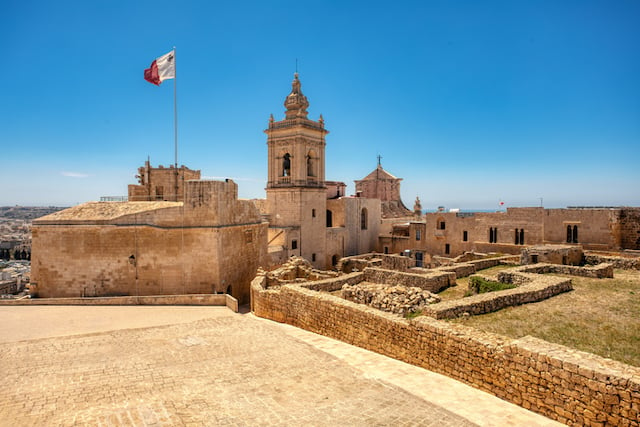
[{"xmin": 0, "ymin": 305, "xmax": 560, "ymax": 426}]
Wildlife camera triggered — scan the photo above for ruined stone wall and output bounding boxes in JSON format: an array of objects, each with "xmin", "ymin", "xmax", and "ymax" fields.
[
  {"xmin": 501, "ymin": 263, "xmax": 614, "ymax": 279},
  {"xmin": 585, "ymin": 253, "xmax": 640, "ymax": 270},
  {"xmin": 251, "ymin": 277, "xmax": 640, "ymax": 426},
  {"xmin": 380, "ymin": 253, "xmax": 413, "ymax": 271},
  {"xmin": 363, "ymin": 267, "xmax": 454, "ymax": 293},
  {"xmin": 423, "ymin": 274, "xmax": 573, "ymax": 319}
]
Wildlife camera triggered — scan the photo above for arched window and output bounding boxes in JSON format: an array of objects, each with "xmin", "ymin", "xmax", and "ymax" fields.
[
  {"xmin": 306, "ymin": 150, "xmax": 316, "ymax": 177},
  {"xmin": 326, "ymin": 210, "xmax": 333, "ymax": 227},
  {"xmin": 282, "ymin": 153, "xmax": 291, "ymax": 176},
  {"xmin": 573, "ymin": 225, "xmax": 578, "ymax": 243},
  {"xmin": 520, "ymin": 229, "xmax": 525, "ymax": 245},
  {"xmin": 489, "ymin": 227, "xmax": 498, "ymax": 243},
  {"xmin": 361, "ymin": 208, "xmax": 368, "ymax": 230},
  {"xmin": 567, "ymin": 225, "xmax": 572, "ymax": 243},
  {"xmin": 515, "ymin": 228, "xmax": 519, "ymax": 245}
]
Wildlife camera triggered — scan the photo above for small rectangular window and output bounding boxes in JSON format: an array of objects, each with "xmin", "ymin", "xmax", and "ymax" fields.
[
  {"xmin": 291, "ymin": 240, "xmax": 298, "ymax": 250},
  {"xmin": 463, "ymin": 231, "xmax": 468, "ymax": 242},
  {"xmin": 312, "ymin": 253, "xmax": 316, "ymax": 262},
  {"xmin": 445, "ymin": 244, "xmax": 450, "ymax": 255},
  {"xmin": 312, "ymin": 209, "xmax": 316, "ymax": 218},
  {"xmin": 416, "ymin": 229, "xmax": 421, "ymax": 241},
  {"xmin": 438, "ymin": 221, "xmax": 446, "ymax": 230},
  {"xmin": 384, "ymin": 246, "xmax": 389, "ymax": 254}
]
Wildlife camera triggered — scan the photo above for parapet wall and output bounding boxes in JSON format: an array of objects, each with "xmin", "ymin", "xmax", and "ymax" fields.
[{"xmin": 251, "ymin": 276, "xmax": 640, "ymax": 426}]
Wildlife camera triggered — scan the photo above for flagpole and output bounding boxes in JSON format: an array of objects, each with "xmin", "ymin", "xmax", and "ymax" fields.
[{"xmin": 173, "ymin": 46, "xmax": 179, "ymax": 201}]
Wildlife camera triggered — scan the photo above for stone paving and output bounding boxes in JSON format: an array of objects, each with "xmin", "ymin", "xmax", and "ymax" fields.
[{"xmin": 0, "ymin": 306, "xmax": 561, "ymax": 426}]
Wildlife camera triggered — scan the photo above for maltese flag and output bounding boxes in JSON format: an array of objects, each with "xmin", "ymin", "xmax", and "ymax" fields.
[{"xmin": 144, "ymin": 50, "xmax": 175, "ymax": 85}]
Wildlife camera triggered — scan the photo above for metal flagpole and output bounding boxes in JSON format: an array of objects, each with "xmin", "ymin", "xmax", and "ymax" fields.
[{"xmin": 173, "ymin": 46, "xmax": 179, "ymax": 201}]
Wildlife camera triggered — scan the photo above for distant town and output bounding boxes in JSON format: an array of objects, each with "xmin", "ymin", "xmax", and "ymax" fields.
[{"xmin": 0, "ymin": 206, "xmax": 64, "ymax": 296}]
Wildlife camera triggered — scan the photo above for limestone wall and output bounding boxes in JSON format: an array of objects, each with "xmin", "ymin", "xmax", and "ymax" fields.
[
  {"xmin": 585, "ymin": 253, "xmax": 640, "ymax": 270},
  {"xmin": 502, "ymin": 263, "xmax": 614, "ymax": 279},
  {"xmin": 422, "ymin": 274, "xmax": 573, "ymax": 319},
  {"xmin": 251, "ymin": 277, "xmax": 640, "ymax": 426},
  {"xmin": 620, "ymin": 208, "xmax": 640, "ymax": 250},
  {"xmin": 363, "ymin": 267, "xmax": 454, "ymax": 293}
]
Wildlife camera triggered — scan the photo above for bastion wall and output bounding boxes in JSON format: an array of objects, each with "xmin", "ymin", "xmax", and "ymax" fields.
[{"xmin": 251, "ymin": 276, "xmax": 640, "ymax": 426}]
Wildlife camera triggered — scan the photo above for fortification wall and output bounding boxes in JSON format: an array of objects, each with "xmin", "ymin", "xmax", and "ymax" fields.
[
  {"xmin": 251, "ymin": 277, "xmax": 640, "ymax": 426},
  {"xmin": 620, "ymin": 208, "xmax": 640, "ymax": 250}
]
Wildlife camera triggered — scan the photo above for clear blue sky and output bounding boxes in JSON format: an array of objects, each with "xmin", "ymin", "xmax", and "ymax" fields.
[{"xmin": 2, "ymin": 0, "xmax": 639, "ymax": 210}]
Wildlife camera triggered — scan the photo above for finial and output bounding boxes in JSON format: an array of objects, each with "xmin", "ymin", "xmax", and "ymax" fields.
[
  {"xmin": 319, "ymin": 114, "xmax": 324, "ymax": 126},
  {"xmin": 269, "ymin": 113, "xmax": 274, "ymax": 122},
  {"xmin": 377, "ymin": 154, "xmax": 382, "ymax": 167}
]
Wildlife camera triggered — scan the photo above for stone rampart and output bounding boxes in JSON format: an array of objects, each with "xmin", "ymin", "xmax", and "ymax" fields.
[
  {"xmin": 363, "ymin": 267, "xmax": 454, "ymax": 293},
  {"xmin": 251, "ymin": 276, "xmax": 640, "ymax": 426}
]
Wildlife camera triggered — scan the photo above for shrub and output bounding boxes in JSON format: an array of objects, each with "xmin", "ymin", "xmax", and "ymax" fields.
[{"xmin": 467, "ymin": 276, "xmax": 516, "ymax": 296}]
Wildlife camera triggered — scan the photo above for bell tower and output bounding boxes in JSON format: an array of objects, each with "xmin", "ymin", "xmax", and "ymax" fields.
[{"xmin": 265, "ymin": 73, "xmax": 328, "ymax": 268}]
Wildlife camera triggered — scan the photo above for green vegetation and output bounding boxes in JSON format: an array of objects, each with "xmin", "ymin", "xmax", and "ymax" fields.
[
  {"xmin": 466, "ymin": 276, "xmax": 516, "ymax": 296},
  {"xmin": 450, "ymin": 269, "xmax": 640, "ymax": 367},
  {"xmin": 404, "ymin": 310, "xmax": 422, "ymax": 319}
]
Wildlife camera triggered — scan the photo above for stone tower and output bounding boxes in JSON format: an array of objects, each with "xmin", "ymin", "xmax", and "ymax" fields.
[{"xmin": 265, "ymin": 73, "xmax": 328, "ymax": 268}]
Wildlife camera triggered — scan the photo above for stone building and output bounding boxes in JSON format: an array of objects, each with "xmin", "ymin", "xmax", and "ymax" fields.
[
  {"xmin": 380, "ymin": 206, "xmax": 640, "ymax": 264},
  {"xmin": 32, "ymin": 180, "xmax": 267, "ymax": 303},
  {"xmin": 259, "ymin": 73, "xmax": 380, "ymax": 269},
  {"xmin": 128, "ymin": 160, "xmax": 201, "ymax": 201},
  {"xmin": 355, "ymin": 162, "xmax": 412, "ymax": 218}
]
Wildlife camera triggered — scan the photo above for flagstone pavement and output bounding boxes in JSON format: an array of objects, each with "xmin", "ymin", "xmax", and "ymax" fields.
[{"xmin": 0, "ymin": 306, "xmax": 563, "ymax": 426}]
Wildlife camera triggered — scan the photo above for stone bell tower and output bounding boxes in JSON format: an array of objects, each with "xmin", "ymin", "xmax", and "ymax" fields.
[{"xmin": 265, "ymin": 73, "xmax": 328, "ymax": 268}]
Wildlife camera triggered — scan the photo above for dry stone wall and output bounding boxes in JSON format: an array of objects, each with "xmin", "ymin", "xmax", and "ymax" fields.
[
  {"xmin": 422, "ymin": 274, "xmax": 573, "ymax": 319},
  {"xmin": 342, "ymin": 283, "xmax": 440, "ymax": 316},
  {"xmin": 501, "ymin": 263, "xmax": 614, "ymax": 279},
  {"xmin": 363, "ymin": 267, "xmax": 454, "ymax": 293},
  {"xmin": 251, "ymin": 275, "xmax": 640, "ymax": 426},
  {"xmin": 585, "ymin": 253, "xmax": 640, "ymax": 270}
]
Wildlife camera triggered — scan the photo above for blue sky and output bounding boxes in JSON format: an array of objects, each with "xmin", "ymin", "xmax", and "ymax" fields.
[{"xmin": 2, "ymin": 0, "xmax": 639, "ymax": 209}]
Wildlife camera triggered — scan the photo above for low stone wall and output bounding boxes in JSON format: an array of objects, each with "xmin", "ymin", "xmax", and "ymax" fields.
[
  {"xmin": 251, "ymin": 276, "xmax": 640, "ymax": 426},
  {"xmin": 585, "ymin": 253, "xmax": 640, "ymax": 270},
  {"xmin": 501, "ymin": 263, "xmax": 614, "ymax": 279},
  {"xmin": 380, "ymin": 254, "xmax": 413, "ymax": 271},
  {"xmin": 0, "ymin": 293, "xmax": 235, "ymax": 309},
  {"xmin": 300, "ymin": 272, "xmax": 364, "ymax": 292},
  {"xmin": 363, "ymin": 267, "xmax": 454, "ymax": 293},
  {"xmin": 422, "ymin": 275, "xmax": 573, "ymax": 319}
]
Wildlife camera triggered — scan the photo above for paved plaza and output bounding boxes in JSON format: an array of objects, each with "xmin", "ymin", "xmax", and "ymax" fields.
[{"xmin": 0, "ymin": 306, "xmax": 561, "ymax": 426}]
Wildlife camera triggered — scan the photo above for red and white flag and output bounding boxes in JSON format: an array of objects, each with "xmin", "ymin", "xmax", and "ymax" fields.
[{"xmin": 144, "ymin": 50, "xmax": 175, "ymax": 86}]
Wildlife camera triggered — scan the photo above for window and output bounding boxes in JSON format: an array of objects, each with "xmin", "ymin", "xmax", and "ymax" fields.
[
  {"xmin": 361, "ymin": 208, "xmax": 368, "ymax": 230},
  {"xmin": 291, "ymin": 240, "xmax": 298, "ymax": 250},
  {"xmin": 312, "ymin": 253, "xmax": 316, "ymax": 262},
  {"xmin": 437, "ymin": 220, "xmax": 446, "ymax": 230},
  {"xmin": 445, "ymin": 244, "xmax": 450, "ymax": 254},
  {"xmin": 463, "ymin": 230, "xmax": 468, "ymax": 242},
  {"xmin": 326, "ymin": 210, "xmax": 333, "ymax": 227},
  {"xmin": 384, "ymin": 246, "xmax": 389, "ymax": 254},
  {"xmin": 567, "ymin": 225, "xmax": 579, "ymax": 243},
  {"xmin": 489, "ymin": 227, "xmax": 498, "ymax": 243},
  {"xmin": 282, "ymin": 153, "xmax": 291, "ymax": 176},
  {"xmin": 312, "ymin": 209, "xmax": 316, "ymax": 218},
  {"xmin": 332, "ymin": 255, "xmax": 338, "ymax": 266},
  {"xmin": 416, "ymin": 229, "xmax": 421, "ymax": 241},
  {"xmin": 515, "ymin": 228, "xmax": 524, "ymax": 245}
]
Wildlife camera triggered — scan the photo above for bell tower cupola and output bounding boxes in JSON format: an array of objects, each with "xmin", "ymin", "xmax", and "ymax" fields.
[
  {"xmin": 284, "ymin": 73, "xmax": 309, "ymax": 119},
  {"xmin": 265, "ymin": 73, "xmax": 328, "ymax": 189}
]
